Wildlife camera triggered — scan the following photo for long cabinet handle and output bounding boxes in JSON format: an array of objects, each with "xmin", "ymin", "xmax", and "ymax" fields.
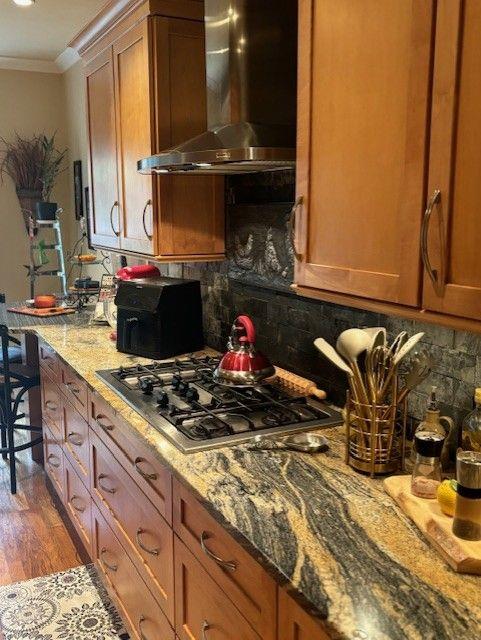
[
  {"xmin": 136, "ymin": 528, "xmax": 159, "ymax": 556},
  {"xmin": 110, "ymin": 201, "xmax": 120, "ymax": 236},
  {"xmin": 289, "ymin": 196, "xmax": 303, "ymax": 261},
  {"xmin": 95, "ymin": 415, "xmax": 114, "ymax": 432},
  {"xmin": 47, "ymin": 453, "xmax": 61, "ymax": 468},
  {"xmin": 202, "ymin": 620, "xmax": 210, "ymax": 640},
  {"xmin": 134, "ymin": 457, "xmax": 157, "ymax": 481},
  {"xmin": 67, "ymin": 431, "xmax": 83, "ymax": 447},
  {"xmin": 421, "ymin": 189, "xmax": 441, "ymax": 287},
  {"xmin": 200, "ymin": 531, "xmax": 237, "ymax": 571},
  {"xmin": 142, "ymin": 199, "xmax": 153, "ymax": 240},
  {"xmin": 98, "ymin": 473, "xmax": 116, "ymax": 494},
  {"xmin": 138, "ymin": 615, "xmax": 149, "ymax": 640},
  {"xmin": 65, "ymin": 381, "xmax": 80, "ymax": 395},
  {"xmin": 100, "ymin": 547, "xmax": 118, "ymax": 572},
  {"xmin": 70, "ymin": 494, "xmax": 85, "ymax": 513}
]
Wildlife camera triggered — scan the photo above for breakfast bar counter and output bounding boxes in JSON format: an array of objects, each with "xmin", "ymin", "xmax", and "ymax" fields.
[{"xmin": 28, "ymin": 323, "xmax": 481, "ymax": 640}]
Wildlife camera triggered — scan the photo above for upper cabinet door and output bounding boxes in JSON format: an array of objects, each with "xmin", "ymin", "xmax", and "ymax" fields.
[
  {"xmin": 153, "ymin": 17, "xmax": 225, "ymax": 261},
  {"xmin": 86, "ymin": 49, "xmax": 120, "ymax": 249},
  {"xmin": 422, "ymin": 0, "xmax": 481, "ymax": 320},
  {"xmin": 113, "ymin": 20, "xmax": 155, "ymax": 255},
  {"xmin": 295, "ymin": 0, "xmax": 435, "ymax": 305}
]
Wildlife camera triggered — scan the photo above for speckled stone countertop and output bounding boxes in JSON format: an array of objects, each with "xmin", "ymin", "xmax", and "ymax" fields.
[{"xmin": 31, "ymin": 323, "xmax": 481, "ymax": 640}]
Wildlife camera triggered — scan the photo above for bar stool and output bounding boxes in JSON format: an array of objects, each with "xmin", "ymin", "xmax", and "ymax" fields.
[{"xmin": 0, "ymin": 324, "xmax": 42, "ymax": 494}]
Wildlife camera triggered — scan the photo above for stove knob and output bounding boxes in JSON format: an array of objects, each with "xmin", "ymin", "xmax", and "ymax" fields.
[
  {"xmin": 171, "ymin": 374, "xmax": 182, "ymax": 390},
  {"xmin": 186, "ymin": 387, "xmax": 199, "ymax": 404},
  {"xmin": 178, "ymin": 381, "xmax": 190, "ymax": 397},
  {"xmin": 155, "ymin": 390, "xmax": 170, "ymax": 408},
  {"xmin": 140, "ymin": 378, "xmax": 154, "ymax": 395}
]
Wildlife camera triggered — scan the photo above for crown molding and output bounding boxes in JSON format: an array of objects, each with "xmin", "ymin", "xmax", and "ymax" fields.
[
  {"xmin": 0, "ymin": 55, "xmax": 60, "ymax": 73},
  {"xmin": 0, "ymin": 47, "xmax": 81, "ymax": 74},
  {"xmin": 55, "ymin": 47, "xmax": 81, "ymax": 72}
]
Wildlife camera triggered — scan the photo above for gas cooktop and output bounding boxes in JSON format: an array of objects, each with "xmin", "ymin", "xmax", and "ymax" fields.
[{"xmin": 96, "ymin": 355, "xmax": 342, "ymax": 453}]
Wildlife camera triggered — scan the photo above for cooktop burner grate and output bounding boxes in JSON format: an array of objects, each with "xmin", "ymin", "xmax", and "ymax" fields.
[{"xmin": 96, "ymin": 355, "xmax": 342, "ymax": 453}]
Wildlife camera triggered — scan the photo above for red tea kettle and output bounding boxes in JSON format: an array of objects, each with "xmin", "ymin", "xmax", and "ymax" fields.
[{"xmin": 214, "ymin": 315, "xmax": 275, "ymax": 386}]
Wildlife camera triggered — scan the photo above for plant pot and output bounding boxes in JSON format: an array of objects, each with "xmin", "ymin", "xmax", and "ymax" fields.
[
  {"xmin": 36, "ymin": 202, "xmax": 58, "ymax": 221},
  {"xmin": 16, "ymin": 189, "xmax": 43, "ymax": 231}
]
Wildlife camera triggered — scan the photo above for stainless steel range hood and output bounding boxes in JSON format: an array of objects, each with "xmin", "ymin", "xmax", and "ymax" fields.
[{"xmin": 138, "ymin": 0, "xmax": 297, "ymax": 175}]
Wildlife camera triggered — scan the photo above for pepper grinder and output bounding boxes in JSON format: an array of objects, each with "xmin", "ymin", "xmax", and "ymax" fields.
[{"xmin": 452, "ymin": 450, "xmax": 481, "ymax": 541}]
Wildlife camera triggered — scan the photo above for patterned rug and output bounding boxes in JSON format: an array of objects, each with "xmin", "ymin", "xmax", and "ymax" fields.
[{"xmin": 0, "ymin": 565, "xmax": 129, "ymax": 640}]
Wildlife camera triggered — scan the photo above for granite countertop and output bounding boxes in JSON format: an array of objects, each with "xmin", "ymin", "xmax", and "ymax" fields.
[{"xmin": 30, "ymin": 323, "xmax": 481, "ymax": 640}]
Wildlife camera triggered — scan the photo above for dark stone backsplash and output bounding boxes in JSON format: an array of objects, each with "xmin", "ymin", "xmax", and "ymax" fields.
[{"xmin": 152, "ymin": 171, "xmax": 481, "ymax": 433}]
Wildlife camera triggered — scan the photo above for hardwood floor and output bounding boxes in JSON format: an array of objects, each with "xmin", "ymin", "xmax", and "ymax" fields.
[{"xmin": 0, "ymin": 430, "xmax": 82, "ymax": 586}]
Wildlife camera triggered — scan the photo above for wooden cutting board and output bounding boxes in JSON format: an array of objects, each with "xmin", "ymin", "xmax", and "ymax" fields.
[
  {"xmin": 8, "ymin": 306, "xmax": 76, "ymax": 317},
  {"xmin": 384, "ymin": 475, "xmax": 481, "ymax": 575}
]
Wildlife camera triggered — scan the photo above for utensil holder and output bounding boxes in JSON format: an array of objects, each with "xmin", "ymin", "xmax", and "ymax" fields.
[{"xmin": 345, "ymin": 390, "xmax": 407, "ymax": 477}]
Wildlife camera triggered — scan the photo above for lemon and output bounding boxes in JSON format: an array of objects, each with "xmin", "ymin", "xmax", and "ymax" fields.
[{"xmin": 437, "ymin": 479, "xmax": 458, "ymax": 517}]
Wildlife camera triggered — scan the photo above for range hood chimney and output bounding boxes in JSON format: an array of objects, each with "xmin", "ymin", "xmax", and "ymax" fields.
[{"xmin": 138, "ymin": 0, "xmax": 297, "ymax": 175}]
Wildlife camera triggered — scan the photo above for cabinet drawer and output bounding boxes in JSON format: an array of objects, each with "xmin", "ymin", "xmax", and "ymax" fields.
[
  {"xmin": 39, "ymin": 342, "xmax": 59, "ymax": 382},
  {"xmin": 90, "ymin": 429, "xmax": 174, "ymax": 623},
  {"xmin": 43, "ymin": 424, "xmax": 65, "ymax": 501},
  {"xmin": 175, "ymin": 536, "xmax": 260, "ymax": 640},
  {"xmin": 173, "ymin": 479, "xmax": 276, "ymax": 640},
  {"xmin": 92, "ymin": 503, "xmax": 174, "ymax": 640},
  {"xmin": 278, "ymin": 589, "xmax": 330, "ymax": 640},
  {"xmin": 41, "ymin": 374, "xmax": 63, "ymax": 442},
  {"xmin": 63, "ymin": 398, "xmax": 90, "ymax": 483},
  {"xmin": 60, "ymin": 362, "xmax": 88, "ymax": 421},
  {"xmin": 89, "ymin": 391, "xmax": 172, "ymax": 524},
  {"xmin": 64, "ymin": 454, "xmax": 93, "ymax": 555}
]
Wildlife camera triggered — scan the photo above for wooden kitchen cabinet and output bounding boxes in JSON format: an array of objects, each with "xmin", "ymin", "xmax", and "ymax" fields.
[
  {"xmin": 294, "ymin": 0, "xmax": 434, "ymax": 306},
  {"xmin": 295, "ymin": 0, "xmax": 481, "ymax": 330},
  {"xmin": 80, "ymin": 0, "xmax": 225, "ymax": 260},
  {"xmin": 85, "ymin": 47, "xmax": 120, "ymax": 250},
  {"xmin": 174, "ymin": 536, "xmax": 261, "ymax": 640},
  {"xmin": 92, "ymin": 502, "xmax": 174, "ymax": 640},
  {"xmin": 422, "ymin": 0, "xmax": 481, "ymax": 321},
  {"xmin": 173, "ymin": 478, "xmax": 277, "ymax": 640},
  {"xmin": 278, "ymin": 589, "xmax": 330, "ymax": 640}
]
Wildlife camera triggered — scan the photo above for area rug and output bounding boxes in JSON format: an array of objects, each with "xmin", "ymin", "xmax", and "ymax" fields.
[{"xmin": 0, "ymin": 564, "xmax": 129, "ymax": 640}]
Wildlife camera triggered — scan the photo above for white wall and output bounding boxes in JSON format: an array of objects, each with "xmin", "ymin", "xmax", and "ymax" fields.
[{"xmin": 0, "ymin": 68, "xmax": 71, "ymax": 302}]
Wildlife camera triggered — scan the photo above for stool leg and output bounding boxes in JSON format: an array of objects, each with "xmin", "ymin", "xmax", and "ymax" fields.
[
  {"xmin": 0, "ymin": 402, "xmax": 7, "ymax": 461},
  {"xmin": 7, "ymin": 417, "xmax": 16, "ymax": 494}
]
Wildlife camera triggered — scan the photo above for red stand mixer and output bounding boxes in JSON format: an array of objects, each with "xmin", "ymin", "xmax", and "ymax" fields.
[{"xmin": 214, "ymin": 315, "xmax": 275, "ymax": 386}]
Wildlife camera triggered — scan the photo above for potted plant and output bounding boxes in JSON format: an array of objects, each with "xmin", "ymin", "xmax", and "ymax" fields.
[
  {"xmin": 0, "ymin": 133, "xmax": 67, "ymax": 228},
  {"xmin": 36, "ymin": 134, "xmax": 67, "ymax": 221},
  {"xmin": 0, "ymin": 133, "xmax": 44, "ymax": 230}
]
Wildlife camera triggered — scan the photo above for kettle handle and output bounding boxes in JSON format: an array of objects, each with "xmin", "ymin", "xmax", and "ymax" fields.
[{"xmin": 235, "ymin": 315, "xmax": 256, "ymax": 344}]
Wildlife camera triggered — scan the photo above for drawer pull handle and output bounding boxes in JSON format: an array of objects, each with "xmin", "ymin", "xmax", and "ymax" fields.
[
  {"xmin": 138, "ymin": 615, "xmax": 149, "ymax": 640},
  {"xmin": 421, "ymin": 189, "xmax": 442, "ymax": 289},
  {"xmin": 100, "ymin": 547, "xmax": 118, "ymax": 572},
  {"xmin": 67, "ymin": 431, "xmax": 83, "ymax": 447},
  {"xmin": 66, "ymin": 382, "xmax": 80, "ymax": 395},
  {"xmin": 142, "ymin": 199, "xmax": 153, "ymax": 240},
  {"xmin": 45, "ymin": 400, "xmax": 58, "ymax": 411},
  {"xmin": 47, "ymin": 453, "xmax": 61, "ymax": 468},
  {"xmin": 70, "ymin": 494, "xmax": 85, "ymax": 513},
  {"xmin": 200, "ymin": 532, "xmax": 237, "ymax": 571},
  {"xmin": 98, "ymin": 473, "xmax": 116, "ymax": 494},
  {"xmin": 95, "ymin": 415, "xmax": 114, "ymax": 432},
  {"xmin": 134, "ymin": 457, "xmax": 158, "ymax": 481},
  {"xmin": 110, "ymin": 201, "xmax": 120, "ymax": 236},
  {"xmin": 202, "ymin": 620, "xmax": 210, "ymax": 639},
  {"xmin": 136, "ymin": 528, "xmax": 159, "ymax": 556},
  {"xmin": 288, "ymin": 195, "xmax": 304, "ymax": 261}
]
